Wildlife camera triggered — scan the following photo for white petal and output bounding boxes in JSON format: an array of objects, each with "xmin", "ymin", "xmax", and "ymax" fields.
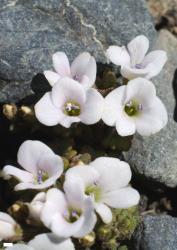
[
  {"xmin": 106, "ymin": 46, "xmax": 130, "ymax": 66},
  {"xmin": 35, "ymin": 92, "xmax": 62, "ymax": 126},
  {"xmin": 103, "ymin": 187, "xmax": 140, "ymax": 208},
  {"xmin": 41, "ymin": 189, "xmax": 67, "ymax": 228},
  {"xmin": 52, "ymin": 52, "xmax": 71, "ymax": 76},
  {"xmin": 135, "ymin": 96, "xmax": 168, "ymax": 136},
  {"xmin": 51, "ymin": 77, "xmax": 86, "ymax": 108},
  {"xmin": 65, "ymin": 165, "xmax": 99, "ymax": 189},
  {"xmin": 127, "ymin": 35, "xmax": 149, "ymax": 65},
  {"xmin": 120, "ymin": 64, "xmax": 152, "ymax": 80},
  {"xmin": 29, "ymin": 233, "xmax": 75, "ymax": 250},
  {"xmin": 102, "ymin": 85, "xmax": 126, "ymax": 126},
  {"xmin": 64, "ymin": 176, "xmax": 85, "ymax": 209},
  {"xmin": 90, "ymin": 157, "xmax": 131, "ymax": 191},
  {"xmin": 28, "ymin": 192, "xmax": 46, "ymax": 221},
  {"xmin": 124, "ymin": 78, "xmax": 156, "ymax": 108},
  {"xmin": 6, "ymin": 245, "xmax": 33, "ymax": 250},
  {"xmin": 80, "ymin": 75, "xmax": 90, "ymax": 89},
  {"xmin": 80, "ymin": 88, "xmax": 104, "ymax": 125},
  {"xmin": 73, "ymin": 197, "xmax": 96, "ymax": 238},
  {"xmin": 0, "ymin": 212, "xmax": 16, "ymax": 240},
  {"xmin": 95, "ymin": 203, "xmax": 112, "ymax": 224},
  {"xmin": 17, "ymin": 140, "xmax": 54, "ymax": 174},
  {"xmin": 37, "ymin": 154, "xmax": 63, "ymax": 179},
  {"xmin": 2, "ymin": 165, "xmax": 33, "ymax": 182},
  {"xmin": 51, "ymin": 212, "xmax": 84, "ymax": 238},
  {"xmin": 71, "ymin": 52, "xmax": 96, "ymax": 88},
  {"xmin": 142, "ymin": 50, "xmax": 167, "ymax": 79},
  {"xmin": 44, "ymin": 70, "xmax": 61, "ymax": 87},
  {"xmin": 59, "ymin": 115, "xmax": 81, "ymax": 128},
  {"xmin": 116, "ymin": 110, "xmax": 136, "ymax": 136}
]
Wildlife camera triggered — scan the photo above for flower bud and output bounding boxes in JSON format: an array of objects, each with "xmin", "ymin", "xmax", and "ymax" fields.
[{"xmin": 79, "ymin": 232, "xmax": 95, "ymax": 247}]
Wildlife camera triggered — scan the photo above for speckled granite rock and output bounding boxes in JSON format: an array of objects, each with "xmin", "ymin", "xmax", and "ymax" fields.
[
  {"xmin": 132, "ymin": 215, "xmax": 177, "ymax": 250},
  {"xmin": 0, "ymin": 0, "xmax": 155, "ymax": 102},
  {"xmin": 124, "ymin": 30, "xmax": 177, "ymax": 188}
]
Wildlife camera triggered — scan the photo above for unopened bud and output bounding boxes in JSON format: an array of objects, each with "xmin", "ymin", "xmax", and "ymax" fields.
[
  {"xmin": 3, "ymin": 104, "xmax": 17, "ymax": 120},
  {"xmin": 79, "ymin": 232, "xmax": 95, "ymax": 247}
]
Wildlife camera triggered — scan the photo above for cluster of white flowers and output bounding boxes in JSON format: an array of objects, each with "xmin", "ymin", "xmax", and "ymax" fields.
[
  {"xmin": 35, "ymin": 35, "xmax": 168, "ymax": 137},
  {"xmin": 0, "ymin": 35, "xmax": 168, "ymax": 249},
  {"xmin": 1, "ymin": 140, "xmax": 139, "ymax": 248}
]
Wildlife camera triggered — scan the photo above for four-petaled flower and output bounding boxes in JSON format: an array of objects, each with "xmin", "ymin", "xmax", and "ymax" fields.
[
  {"xmin": 5, "ymin": 233, "xmax": 75, "ymax": 250},
  {"xmin": 35, "ymin": 77, "xmax": 104, "ymax": 127},
  {"xmin": 41, "ymin": 188, "xmax": 96, "ymax": 238},
  {"xmin": 102, "ymin": 78, "xmax": 168, "ymax": 136},
  {"xmin": 106, "ymin": 35, "xmax": 167, "ymax": 80},
  {"xmin": 44, "ymin": 52, "xmax": 96, "ymax": 89},
  {"xmin": 2, "ymin": 140, "xmax": 63, "ymax": 190},
  {"xmin": 64, "ymin": 157, "xmax": 140, "ymax": 224}
]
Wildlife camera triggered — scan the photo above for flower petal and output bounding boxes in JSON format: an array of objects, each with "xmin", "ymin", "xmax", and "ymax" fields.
[
  {"xmin": 65, "ymin": 165, "xmax": 99, "ymax": 189},
  {"xmin": 135, "ymin": 96, "xmax": 168, "ymax": 136},
  {"xmin": 6, "ymin": 245, "xmax": 33, "ymax": 250},
  {"xmin": 52, "ymin": 52, "xmax": 71, "ymax": 76},
  {"xmin": 27, "ymin": 192, "xmax": 46, "ymax": 221},
  {"xmin": 29, "ymin": 233, "xmax": 75, "ymax": 250},
  {"xmin": 35, "ymin": 92, "xmax": 62, "ymax": 126},
  {"xmin": 41, "ymin": 189, "xmax": 67, "ymax": 228},
  {"xmin": 71, "ymin": 52, "xmax": 96, "ymax": 88},
  {"xmin": 73, "ymin": 197, "xmax": 96, "ymax": 238},
  {"xmin": 124, "ymin": 78, "xmax": 156, "ymax": 108},
  {"xmin": 142, "ymin": 50, "xmax": 167, "ymax": 79},
  {"xmin": 17, "ymin": 140, "xmax": 54, "ymax": 174},
  {"xmin": 44, "ymin": 71, "xmax": 61, "ymax": 86},
  {"xmin": 80, "ymin": 88, "xmax": 104, "ymax": 125},
  {"xmin": 51, "ymin": 213, "xmax": 84, "ymax": 238},
  {"xmin": 0, "ymin": 212, "xmax": 16, "ymax": 241},
  {"xmin": 102, "ymin": 85, "xmax": 126, "ymax": 126},
  {"xmin": 59, "ymin": 115, "xmax": 81, "ymax": 128},
  {"xmin": 64, "ymin": 176, "xmax": 85, "ymax": 209},
  {"xmin": 51, "ymin": 77, "xmax": 86, "ymax": 108},
  {"xmin": 2, "ymin": 165, "xmax": 34, "ymax": 182},
  {"xmin": 116, "ymin": 110, "xmax": 136, "ymax": 136},
  {"xmin": 127, "ymin": 35, "xmax": 149, "ymax": 65},
  {"xmin": 95, "ymin": 203, "xmax": 112, "ymax": 224},
  {"xmin": 120, "ymin": 64, "xmax": 152, "ymax": 80},
  {"xmin": 37, "ymin": 154, "xmax": 63, "ymax": 179},
  {"xmin": 103, "ymin": 187, "xmax": 140, "ymax": 208},
  {"xmin": 90, "ymin": 157, "xmax": 131, "ymax": 191},
  {"xmin": 106, "ymin": 46, "xmax": 130, "ymax": 66}
]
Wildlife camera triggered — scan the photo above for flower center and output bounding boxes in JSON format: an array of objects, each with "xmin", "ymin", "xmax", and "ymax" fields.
[
  {"xmin": 63, "ymin": 209, "xmax": 81, "ymax": 223},
  {"xmin": 64, "ymin": 100, "xmax": 81, "ymax": 116},
  {"xmin": 37, "ymin": 170, "xmax": 49, "ymax": 184},
  {"xmin": 124, "ymin": 100, "xmax": 143, "ymax": 116},
  {"xmin": 85, "ymin": 184, "xmax": 101, "ymax": 202}
]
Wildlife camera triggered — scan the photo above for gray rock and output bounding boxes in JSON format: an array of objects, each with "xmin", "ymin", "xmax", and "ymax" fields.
[
  {"xmin": 133, "ymin": 215, "xmax": 177, "ymax": 250},
  {"xmin": 0, "ymin": 0, "xmax": 156, "ymax": 102},
  {"xmin": 124, "ymin": 30, "xmax": 177, "ymax": 188}
]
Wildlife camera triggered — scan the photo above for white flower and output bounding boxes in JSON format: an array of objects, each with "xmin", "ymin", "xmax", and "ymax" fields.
[
  {"xmin": 64, "ymin": 157, "xmax": 140, "ymax": 224},
  {"xmin": 2, "ymin": 140, "xmax": 63, "ymax": 191},
  {"xmin": 106, "ymin": 35, "xmax": 167, "ymax": 80},
  {"xmin": 44, "ymin": 52, "xmax": 96, "ymax": 89},
  {"xmin": 26, "ymin": 192, "xmax": 46, "ymax": 222},
  {"xmin": 102, "ymin": 78, "xmax": 168, "ymax": 136},
  {"xmin": 41, "ymin": 188, "xmax": 96, "ymax": 238},
  {"xmin": 35, "ymin": 77, "xmax": 104, "ymax": 127},
  {"xmin": 0, "ymin": 212, "xmax": 21, "ymax": 241},
  {"xmin": 5, "ymin": 233, "xmax": 75, "ymax": 250}
]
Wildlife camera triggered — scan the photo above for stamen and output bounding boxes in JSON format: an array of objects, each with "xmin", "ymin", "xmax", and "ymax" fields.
[
  {"xmin": 138, "ymin": 103, "xmax": 143, "ymax": 111},
  {"xmin": 73, "ymin": 75, "xmax": 80, "ymax": 81},
  {"xmin": 37, "ymin": 170, "xmax": 43, "ymax": 184},
  {"xmin": 135, "ymin": 64, "xmax": 143, "ymax": 69}
]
